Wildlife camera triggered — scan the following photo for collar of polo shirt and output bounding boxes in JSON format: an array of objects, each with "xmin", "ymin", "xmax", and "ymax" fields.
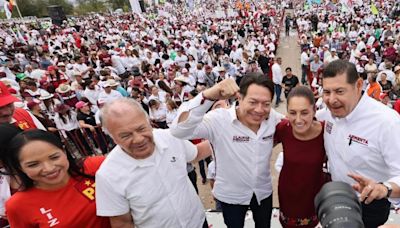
[{"xmin": 227, "ymin": 104, "xmax": 239, "ymax": 123}]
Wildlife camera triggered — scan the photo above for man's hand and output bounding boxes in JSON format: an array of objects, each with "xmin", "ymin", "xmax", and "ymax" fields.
[
  {"xmin": 203, "ymin": 78, "xmax": 240, "ymax": 100},
  {"xmin": 348, "ymin": 173, "xmax": 388, "ymax": 204}
]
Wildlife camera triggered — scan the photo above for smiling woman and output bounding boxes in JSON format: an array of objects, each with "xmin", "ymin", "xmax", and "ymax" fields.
[
  {"xmin": 2, "ymin": 130, "xmax": 111, "ymax": 228},
  {"xmin": 274, "ymin": 86, "xmax": 328, "ymax": 228}
]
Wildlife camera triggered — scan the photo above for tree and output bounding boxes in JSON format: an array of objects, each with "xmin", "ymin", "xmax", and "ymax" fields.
[
  {"xmin": 108, "ymin": 0, "xmax": 131, "ymax": 11},
  {"xmin": 48, "ymin": 0, "xmax": 74, "ymax": 15},
  {"xmin": 74, "ymin": 0, "xmax": 108, "ymax": 15}
]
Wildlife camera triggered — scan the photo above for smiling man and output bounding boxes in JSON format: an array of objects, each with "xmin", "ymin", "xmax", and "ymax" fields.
[
  {"xmin": 95, "ymin": 98, "xmax": 212, "ymax": 228},
  {"xmin": 170, "ymin": 73, "xmax": 284, "ymax": 228},
  {"xmin": 0, "ymin": 81, "xmax": 45, "ymax": 130},
  {"xmin": 316, "ymin": 60, "xmax": 400, "ymax": 228}
]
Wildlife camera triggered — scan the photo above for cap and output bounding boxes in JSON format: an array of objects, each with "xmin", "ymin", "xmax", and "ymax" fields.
[
  {"xmin": 360, "ymin": 55, "xmax": 369, "ymax": 61},
  {"xmin": 331, "ymin": 48, "xmax": 336, "ymax": 52},
  {"xmin": 75, "ymin": 101, "xmax": 88, "ymax": 109},
  {"xmin": 324, "ymin": 44, "xmax": 329, "ymax": 48},
  {"xmin": 47, "ymin": 65, "xmax": 57, "ymax": 72},
  {"xmin": 27, "ymin": 99, "xmax": 41, "ymax": 110},
  {"xmin": 0, "ymin": 81, "xmax": 19, "ymax": 107},
  {"xmin": 57, "ymin": 62, "xmax": 66, "ymax": 67}
]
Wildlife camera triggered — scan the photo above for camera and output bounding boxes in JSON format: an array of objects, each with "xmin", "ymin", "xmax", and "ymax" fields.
[{"xmin": 314, "ymin": 181, "xmax": 364, "ymax": 228}]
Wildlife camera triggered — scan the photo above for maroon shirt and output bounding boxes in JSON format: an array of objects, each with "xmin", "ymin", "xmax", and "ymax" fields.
[{"xmin": 274, "ymin": 120, "xmax": 327, "ymax": 228}]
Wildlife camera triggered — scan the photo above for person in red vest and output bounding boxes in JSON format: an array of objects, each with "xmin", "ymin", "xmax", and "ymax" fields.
[{"xmin": 0, "ymin": 81, "xmax": 45, "ymax": 130}]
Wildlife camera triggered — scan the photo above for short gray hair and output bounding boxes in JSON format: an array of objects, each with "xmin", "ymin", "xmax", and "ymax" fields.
[{"xmin": 100, "ymin": 98, "xmax": 150, "ymax": 130}]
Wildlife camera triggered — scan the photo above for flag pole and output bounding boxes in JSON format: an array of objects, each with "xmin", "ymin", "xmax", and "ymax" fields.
[{"xmin": 14, "ymin": 0, "xmax": 23, "ymax": 18}]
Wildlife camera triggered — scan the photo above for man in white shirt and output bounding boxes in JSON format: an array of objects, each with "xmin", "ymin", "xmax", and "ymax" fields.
[
  {"xmin": 316, "ymin": 60, "xmax": 400, "ymax": 228},
  {"xmin": 272, "ymin": 57, "xmax": 283, "ymax": 107},
  {"xmin": 73, "ymin": 56, "xmax": 92, "ymax": 79},
  {"xmin": 324, "ymin": 48, "xmax": 339, "ymax": 64},
  {"xmin": 95, "ymin": 98, "xmax": 211, "ymax": 228},
  {"xmin": 300, "ymin": 47, "xmax": 310, "ymax": 85},
  {"xmin": 83, "ymin": 81, "xmax": 101, "ymax": 106},
  {"xmin": 170, "ymin": 74, "xmax": 283, "ymax": 228},
  {"xmin": 98, "ymin": 81, "xmax": 123, "ymax": 103}
]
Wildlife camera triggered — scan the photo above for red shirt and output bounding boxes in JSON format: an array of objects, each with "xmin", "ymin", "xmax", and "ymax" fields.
[
  {"xmin": 13, "ymin": 108, "xmax": 37, "ymax": 130},
  {"xmin": 394, "ymin": 99, "xmax": 400, "ymax": 114},
  {"xmin": 6, "ymin": 156, "xmax": 110, "ymax": 228}
]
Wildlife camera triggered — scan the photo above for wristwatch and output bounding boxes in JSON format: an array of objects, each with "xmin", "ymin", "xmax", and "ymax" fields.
[{"xmin": 379, "ymin": 182, "xmax": 393, "ymax": 198}]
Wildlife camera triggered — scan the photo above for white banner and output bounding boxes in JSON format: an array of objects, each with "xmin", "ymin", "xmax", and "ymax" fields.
[{"xmin": 129, "ymin": 0, "xmax": 142, "ymax": 14}]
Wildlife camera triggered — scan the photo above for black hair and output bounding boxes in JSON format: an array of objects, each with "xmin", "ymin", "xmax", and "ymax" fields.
[
  {"xmin": 287, "ymin": 86, "xmax": 315, "ymax": 108},
  {"xmin": 322, "ymin": 59, "xmax": 359, "ymax": 84},
  {"xmin": 0, "ymin": 124, "xmax": 22, "ymax": 173},
  {"xmin": 3, "ymin": 130, "xmax": 94, "ymax": 190},
  {"xmin": 148, "ymin": 99, "xmax": 159, "ymax": 108},
  {"xmin": 157, "ymin": 80, "xmax": 173, "ymax": 94},
  {"xmin": 285, "ymin": 67, "xmax": 292, "ymax": 72},
  {"xmin": 239, "ymin": 73, "xmax": 274, "ymax": 98}
]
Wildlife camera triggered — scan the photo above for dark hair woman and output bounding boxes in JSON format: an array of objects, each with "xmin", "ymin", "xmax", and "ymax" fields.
[
  {"xmin": 274, "ymin": 86, "xmax": 328, "ymax": 228},
  {"xmin": 2, "ymin": 130, "xmax": 110, "ymax": 227}
]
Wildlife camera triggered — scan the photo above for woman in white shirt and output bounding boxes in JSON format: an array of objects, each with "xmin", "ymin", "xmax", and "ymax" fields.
[
  {"xmin": 148, "ymin": 85, "xmax": 167, "ymax": 104},
  {"xmin": 166, "ymin": 99, "xmax": 179, "ymax": 128},
  {"xmin": 54, "ymin": 104, "xmax": 92, "ymax": 155},
  {"xmin": 148, "ymin": 99, "xmax": 168, "ymax": 129}
]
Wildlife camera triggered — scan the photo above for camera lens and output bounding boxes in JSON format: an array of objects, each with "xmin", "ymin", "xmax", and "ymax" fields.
[{"xmin": 314, "ymin": 181, "xmax": 364, "ymax": 228}]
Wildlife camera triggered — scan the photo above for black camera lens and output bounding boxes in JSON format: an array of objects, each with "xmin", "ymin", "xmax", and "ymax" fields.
[{"xmin": 314, "ymin": 182, "xmax": 364, "ymax": 228}]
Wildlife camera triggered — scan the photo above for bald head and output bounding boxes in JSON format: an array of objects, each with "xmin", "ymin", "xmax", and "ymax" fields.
[{"xmin": 101, "ymin": 98, "xmax": 149, "ymax": 130}]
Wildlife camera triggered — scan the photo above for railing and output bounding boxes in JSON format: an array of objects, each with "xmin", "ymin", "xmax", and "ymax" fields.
[{"xmin": 57, "ymin": 126, "xmax": 114, "ymax": 158}]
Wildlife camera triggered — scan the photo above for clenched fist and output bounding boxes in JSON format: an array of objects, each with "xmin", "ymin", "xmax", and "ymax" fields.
[{"xmin": 202, "ymin": 78, "xmax": 240, "ymax": 100}]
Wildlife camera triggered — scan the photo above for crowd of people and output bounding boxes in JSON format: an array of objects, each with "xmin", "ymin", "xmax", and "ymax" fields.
[
  {"xmin": 293, "ymin": 0, "xmax": 400, "ymax": 111},
  {"xmin": 0, "ymin": 0, "xmax": 399, "ymax": 227}
]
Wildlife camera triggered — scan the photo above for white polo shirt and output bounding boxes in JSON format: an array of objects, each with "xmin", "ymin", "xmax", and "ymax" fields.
[
  {"xmin": 316, "ymin": 94, "xmax": 400, "ymax": 203},
  {"xmin": 95, "ymin": 129, "xmax": 205, "ymax": 228},
  {"xmin": 170, "ymin": 93, "xmax": 283, "ymax": 205}
]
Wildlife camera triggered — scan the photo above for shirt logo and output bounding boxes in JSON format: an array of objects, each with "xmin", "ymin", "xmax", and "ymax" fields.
[
  {"xmin": 348, "ymin": 134, "xmax": 368, "ymax": 146},
  {"xmin": 262, "ymin": 135, "xmax": 273, "ymax": 141},
  {"xmin": 40, "ymin": 207, "xmax": 60, "ymax": 227},
  {"xmin": 170, "ymin": 156, "xmax": 177, "ymax": 162},
  {"xmin": 326, "ymin": 121, "xmax": 333, "ymax": 134},
  {"xmin": 74, "ymin": 178, "xmax": 96, "ymax": 202},
  {"xmin": 233, "ymin": 136, "xmax": 250, "ymax": 143}
]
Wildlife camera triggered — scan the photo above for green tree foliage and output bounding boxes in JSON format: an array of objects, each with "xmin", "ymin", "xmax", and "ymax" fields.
[
  {"xmin": 108, "ymin": 0, "xmax": 131, "ymax": 11},
  {"xmin": 15, "ymin": 0, "xmax": 74, "ymax": 17},
  {"xmin": 74, "ymin": 0, "xmax": 108, "ymax": 15}
]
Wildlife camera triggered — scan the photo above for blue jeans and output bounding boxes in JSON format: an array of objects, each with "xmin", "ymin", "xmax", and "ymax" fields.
[{"xmin": 274, "ymin": 84, "xmax": 282, "ymax": 105}]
